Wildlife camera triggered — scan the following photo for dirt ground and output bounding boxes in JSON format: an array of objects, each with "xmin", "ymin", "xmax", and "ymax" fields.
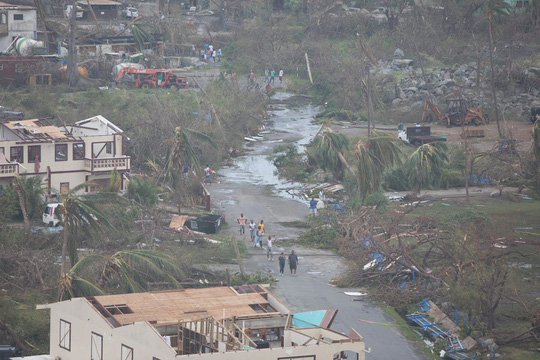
[{"xmin": 331, "ymin": 120, "xmax": 534, "ymax": 152}]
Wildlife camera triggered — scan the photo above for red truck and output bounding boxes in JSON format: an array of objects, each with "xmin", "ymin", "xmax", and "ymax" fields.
[{"xmin": 116, "ymin": 67, "xmax": 188, "ymax": 90}]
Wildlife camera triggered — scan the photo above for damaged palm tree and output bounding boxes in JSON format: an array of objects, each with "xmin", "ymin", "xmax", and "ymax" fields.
[
  {"xmin": 308, "ymin": 127, "xmax": 354, "ymax": 181},
  {"xmin": 164, "ymin": 126, "xmax": 215, "ymax": 213},
  {"xmin": 355, "ymin": 130, "xmax": 401, "ymax": 197}
]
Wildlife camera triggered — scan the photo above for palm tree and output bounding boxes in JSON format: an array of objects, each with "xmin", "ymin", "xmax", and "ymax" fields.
[
  {"xmin": 164, "ymin": 126, "xmax": 216, "ymax": 213},
  {"xmin": 355, "ymin": 130, "xmax": 401, "ymax": 196},
  {"xmin": 13, "ymin": 175, "xmax": 30, "ymax": 233},
  {"xmin": 57, "ymin": 183, "xmax": 115, "ymax": 299},
  {"xmin": 58, "ymin": 250, "xmax": 184, "ymax": 300},
  {"xmin": 58, "ymin": 253, "xmax": 105, "ymax": 301},
  {"xmin": 307, "ymin": 128, "xmax": 354, "ymax": 181},
  {"xmin": 101, "ymin": 249, "xmax": 183, "ymax": 293},
  {"xmin": 17, "ymin": 175, "xmax": 46, "ymax": 219},
  {"xmin": 405, "ymin": 143, "xmax": 449, "ymax": 196}
]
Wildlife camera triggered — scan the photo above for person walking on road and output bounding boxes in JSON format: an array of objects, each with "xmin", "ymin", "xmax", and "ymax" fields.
[
  {"xmin": 217, "ymin": 48, "xmax": 222, "ymax": 62},
  {"xmin": 204, "ymin": 164, "xmax": 212, "ymax": 184},
  {"xmin": 269, "ymin": 69, "xmax": 275, "ymax": 84},
  {"xmin": 288, "ymin": 250, "xmax": 298, "ymax": 276},
  {"xmin": 266, "ymin": 236, "xmax": 274, "ymax": 260},
  {"xmin": 248, "ymin": 220, "xmax": 256, "ymax": 243},
  {"xmin": 237, "ymin": 213, "xmax": 247, "ymax": 235},
  {"xmin": 264, "ymin": 66, "xmax": 269, "ymax": 83},
  {"xmin": 309, "ymin": 197, "xmax": 318, "ymax": 216},
  {"xmin": 279, "ymin": 68, "xmax": 284, "ymax": 83},
  {"xmin": 278, "ymin": 252, "xmax": 286, "ymax": 276},
  {"xmin": 258, "ymin": 220, "xmax": 265, "ymax": 234},
  {"xmin": 255, "ymin": 226, "xmax": 264, "ymax": 248}
]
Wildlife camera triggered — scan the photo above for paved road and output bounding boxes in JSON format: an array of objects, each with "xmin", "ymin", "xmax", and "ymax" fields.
[{"xmin": 210, "ymin": 94, "xmax": 426, "ymax": 360}]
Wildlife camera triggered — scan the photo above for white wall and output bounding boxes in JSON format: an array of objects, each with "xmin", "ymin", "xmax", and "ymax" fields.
[
  {"xmin": 47, "ymin": 299, "xmax": 177, "ymax": 360},
  {"xmin": 0, "ymin": 9, "xmax": 37, "ymax": 50}
]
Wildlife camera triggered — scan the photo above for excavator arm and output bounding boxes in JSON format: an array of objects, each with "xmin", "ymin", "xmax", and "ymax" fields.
[{"xmin": 423, "ymin": 98, "xmax": 449, "ymax": 126}]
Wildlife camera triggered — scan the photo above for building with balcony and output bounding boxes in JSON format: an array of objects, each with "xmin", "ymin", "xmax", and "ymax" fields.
[
  {"xmin": 0, "ymin": 115, "xmax": 130, "ymax": 194},
  {"xmin": 36, "ymin": 285, "xmax": 366, "ymax": 360},
  {"xmin": 0, "ymin": 2, "xmax": 37, "ymax": 51}
]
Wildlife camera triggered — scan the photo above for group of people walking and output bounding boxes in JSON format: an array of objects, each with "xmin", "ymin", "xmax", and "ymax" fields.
[
  {"xmin": 194, "ymin": 43, "xmax": 221, "ymax": 63},
  {"xmin": 264, "ymin": 66, "xmax": 284, "ymax": 84},
  {"xmin": 237, "ymin": 214, "xmax": 299, "ymax": 276}
]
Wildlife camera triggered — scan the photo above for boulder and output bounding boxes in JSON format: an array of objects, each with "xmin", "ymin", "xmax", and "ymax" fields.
[
  {"xmin": 480, "ymin": 338, "xmax": 496, "ymax": 349},
  {"xmin": 393, "ymin": 59, "xmax": 414, "ymax": 68},
  {"xmin": 393, "ymin": 48, "xmax": 405, "ymax": 59},
  {"xmin": 391, "ymin": 98, "xmax": 403, "ymax": 106}
]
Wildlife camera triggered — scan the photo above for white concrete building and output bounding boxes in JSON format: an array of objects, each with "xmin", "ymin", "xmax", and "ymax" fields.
[
  {"xmin": 0, "ymin": 115, "xmax": 130, "ymax": 194},
  {"xmin": 0, "ymin": 2, "xmax": 37, "ymax": 51},
  {"xmin": 37, "ymin": 286, "xmax": 366, "ymax": 360}
]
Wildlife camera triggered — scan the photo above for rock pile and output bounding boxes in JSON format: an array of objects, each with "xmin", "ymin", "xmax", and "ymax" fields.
[{"xmin": 374, "ymin": 48, "xmax": 540, "ymax": 119}]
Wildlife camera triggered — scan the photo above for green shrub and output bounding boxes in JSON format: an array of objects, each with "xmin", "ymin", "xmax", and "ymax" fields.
[{"xmin": 127, "ymin": 176, "xmax": 160, "ymax": 207}]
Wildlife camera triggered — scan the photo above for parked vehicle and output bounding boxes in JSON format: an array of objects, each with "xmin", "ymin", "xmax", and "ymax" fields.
[
  {"xmin": 398, "ymin": 126, "xmax": 447, "ymax": 146},
  {"xmin": 43, "ymin": 203, "xmax": 63, "ymax": 226},
  {"xmin": 116, "ymin": 67, "xmax": 188, "ymax": 90},
  {"xmin": 122, "ymin": 7, "xmax": 139, "ymax": 19}
]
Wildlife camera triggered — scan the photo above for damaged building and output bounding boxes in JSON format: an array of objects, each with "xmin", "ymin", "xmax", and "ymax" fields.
[{"xmin": 37, "ymin": 285, "xmax": 366, "ymax": 360}]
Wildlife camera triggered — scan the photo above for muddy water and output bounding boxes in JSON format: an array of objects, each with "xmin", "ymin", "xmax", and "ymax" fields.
[{"xmin": 219, "ymin": 93, "xmax": 320, "ymax": 200}]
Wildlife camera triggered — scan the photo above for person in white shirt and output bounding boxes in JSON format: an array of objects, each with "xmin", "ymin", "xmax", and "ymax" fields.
[{"xmin": 266, "ymin": 236, "xmax": 274, "ymax": 260}]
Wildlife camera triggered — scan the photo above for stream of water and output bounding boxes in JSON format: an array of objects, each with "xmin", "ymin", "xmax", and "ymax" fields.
[{"xmin": 219, "ymin": 93, "xmax": 321, "ymax": 201}]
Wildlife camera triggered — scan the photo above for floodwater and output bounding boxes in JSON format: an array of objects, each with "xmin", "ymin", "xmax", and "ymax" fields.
[{"xmin": 219, "ymin": 92, "xmax": 321, "ymax": 200}]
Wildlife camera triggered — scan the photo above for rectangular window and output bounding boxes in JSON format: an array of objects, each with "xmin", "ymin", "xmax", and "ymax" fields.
[
  {"xmin": 0, "ymin": 64, "xmax": 3, "ymax": 71},
  {"xmin": 28, "ymin": 145, "xmax": 41, "ymax": 163},
  {"xmin": 105, "ymin": 142, "xmax": 112, "ymax": 154},
  {"xmin": 91, "ymin": 332, "xmax": 103, "ymax": 360},
  {"xmin": 60, "ymin": 182, "xmax": 69, "ymax": 194},
  {"xmin": 121, "ymin": 344, "xmax": 133, "ymax": 360},
  {"xmin": 73, "ymin": 143, "xmax": 85, "ymax": 160},
  {"xmin": 10, "ymin": 146, "xmax": 23, "ymax": 163},
  {"xmin": 59, "ymin": 319, "xmax": 71, "ymax": 350},
  {"xmin": 55, "ymin": 144, "xmax": 68, "ymax": 161},
  {"xmin": 0, "ymin": 147, "xmax": 4, "ymax": 154},
  {"xmin": 15, "ymin": 63, "xmax": 22, "ymax": 73},
  {"xmin": 13, "ymin": 14, "xmax": 23, "ymax": 20}
]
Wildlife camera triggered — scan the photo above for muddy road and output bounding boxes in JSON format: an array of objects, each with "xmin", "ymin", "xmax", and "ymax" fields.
[{"xmin": 210, "ymin": 93, "xmax": 426, "ymax": 360}]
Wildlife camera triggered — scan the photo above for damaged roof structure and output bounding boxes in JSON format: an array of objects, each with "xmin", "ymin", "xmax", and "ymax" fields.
[{"xmin": 37, "ymin": 286, "xmax": 366, "ymax": 360}]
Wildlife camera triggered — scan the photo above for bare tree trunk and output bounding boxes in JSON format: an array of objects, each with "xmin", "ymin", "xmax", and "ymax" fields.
[
  {"xmin": 488, "ymin": 16, "xmax": 503, "ymax": 138},
  {"xmin": 366, "ymin": 66, "xmax": 374, "ymax": 137},
  {"xmin": 58, "ymin": 221, "xmax": 69, "ymax": 300},
  {"xmin": 337, "ymin": 152, "xmax": 355, "ymax": 177}
]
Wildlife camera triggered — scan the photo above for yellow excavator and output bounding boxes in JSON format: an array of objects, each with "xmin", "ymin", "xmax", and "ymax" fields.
[{"xmin": 423, "ymin": 98, "xmax": 489, "ymax": 127}]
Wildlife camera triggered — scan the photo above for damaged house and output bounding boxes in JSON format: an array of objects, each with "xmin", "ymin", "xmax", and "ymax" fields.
[
  {"xmin": 37, "ymin": 285, "xmax": 366, "ymax": 360},
  {"xmin": 0, "ymin": 115, "xmax": 130, "ymax": 194}
]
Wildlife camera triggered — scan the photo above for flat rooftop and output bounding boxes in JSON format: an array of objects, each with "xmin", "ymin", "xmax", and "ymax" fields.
[{"xmin": 89, "ymin": 286, "xmax": 277, "ymax": 326}]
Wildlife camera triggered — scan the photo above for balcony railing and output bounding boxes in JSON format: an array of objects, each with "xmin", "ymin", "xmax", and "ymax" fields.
[
  {"xmin": 84, "ymin": 156, "xmax": 130, "ymax": 173},
  {"xmin": 0, "ymin": 163, "xmax": 19, "ymax": 177}
]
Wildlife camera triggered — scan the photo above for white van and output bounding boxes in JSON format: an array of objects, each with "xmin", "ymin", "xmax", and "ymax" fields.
[{"xmin": 43, "ymin": 203, "xmax": 63, "ymax": 227}]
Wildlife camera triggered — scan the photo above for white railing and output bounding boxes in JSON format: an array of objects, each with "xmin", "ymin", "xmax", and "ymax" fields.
[
  {"xmin": 0, "ymin": 163, "xmax": 19, "ymax": 177},
  {"xmin": 84, "ymin": 157, "xmax": 130, "ymax": 172}
]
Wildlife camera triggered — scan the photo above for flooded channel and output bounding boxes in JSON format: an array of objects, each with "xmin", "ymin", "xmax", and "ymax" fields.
[{"xmin": 219, "ymin": 93, "xmax": 321, "ymax": 201}]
